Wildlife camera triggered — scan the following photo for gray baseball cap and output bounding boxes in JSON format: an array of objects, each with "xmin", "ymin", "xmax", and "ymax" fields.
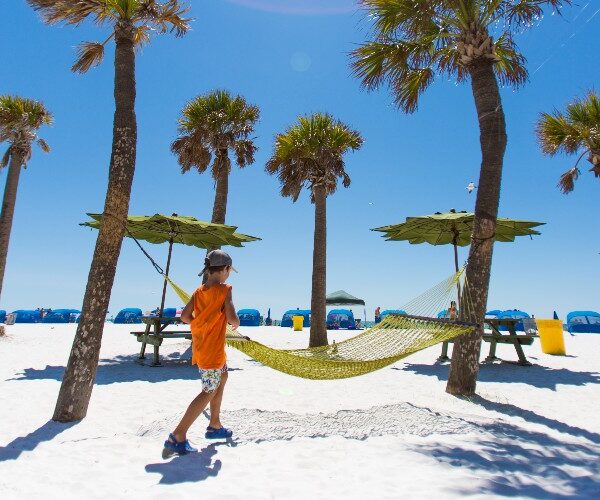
[{"xmin": 199, "ymin": 249, "xmax": 237, "ymax": 276}]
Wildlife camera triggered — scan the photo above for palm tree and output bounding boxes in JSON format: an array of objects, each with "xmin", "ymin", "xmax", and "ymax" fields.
[
  {"xmin": 266, "ymin": 113, "xmax": 362, "ymax": 347},
  {"xmin": 28, "ymin": 0, "xmax": 190, "ymax": 422},
  {"xmin": 536, "ymin": 91, "xmax": 600, "ymax": 193},
  {"xmin": 171, "ymin": 90, "xmax": 260, "ymax": 227},
  {"xmin": 0, "ymin": 96, "xmax": 52, "ymax": 303},
  {"xmin": 351, "ymin": 0, "xmax": 569, "ymax": 395}
]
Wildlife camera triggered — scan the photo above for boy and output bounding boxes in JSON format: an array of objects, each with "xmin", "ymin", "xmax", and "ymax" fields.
[{"xmin": 162, "ymin": 249, "xmax": 240, "ymax": 458}]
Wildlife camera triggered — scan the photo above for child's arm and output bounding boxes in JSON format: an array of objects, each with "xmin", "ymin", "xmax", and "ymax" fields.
[
  {"xmin": 180, "ymin": 297, "xmax": 194, "ymax": 324},
  {"xmin": 224, "ymin": 288, "xmax": 240, "ymax": 329}
]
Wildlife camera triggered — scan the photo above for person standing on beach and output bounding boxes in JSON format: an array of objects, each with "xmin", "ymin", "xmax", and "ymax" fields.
[
  {"xmin": 163, "ymin": 250, "xmax": 240, "ymax": 457},
  {"xmin": 374, "ymin": 306, "xmax": 381, "ymax": 324},
  {"xmin": 448, "ymin": 301, "xmax": 458, "ymax": 321}
]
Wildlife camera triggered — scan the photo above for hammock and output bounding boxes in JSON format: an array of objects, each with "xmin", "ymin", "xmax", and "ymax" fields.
[{"xmin": 163, "ymin": 271, "xmax": 476, "ymax": 380}]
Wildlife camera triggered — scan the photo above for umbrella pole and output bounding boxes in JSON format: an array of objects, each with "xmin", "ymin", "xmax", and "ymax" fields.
[
  {"xmin": 159, "ymin": 238, "xmax": 174, "ymax": 316},
  {"xmin": 453, "ymin": 241, "xmax": 462, "ymax": 310}
]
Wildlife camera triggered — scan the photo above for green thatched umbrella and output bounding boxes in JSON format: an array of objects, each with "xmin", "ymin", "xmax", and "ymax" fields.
[
  {"xmin": 372, "ymin": 209, "xmax": 544, "ymax": 274},
  {"xmin": 82, "ymin": 213, "xmax": 260, "ymax": 313}
]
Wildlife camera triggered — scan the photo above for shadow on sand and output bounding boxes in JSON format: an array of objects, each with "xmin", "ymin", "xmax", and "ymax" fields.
[
  {"xmin": 8, "ymin": 349, "xmax": 243, "ymax": 385},
  {"xmin": 400, "ymin": 362, "xmax": 600, "ymax": 391},
  {"xmin": 408, "ymin": 399, "xmax": 600, "ymax": 498},
  {"xmin": 145, "ymin": 441, "xmax": 235, "ymax": 484},
  {"xmin": 0, "ymin": 420, "xmax": 78, "ymax": 462}
]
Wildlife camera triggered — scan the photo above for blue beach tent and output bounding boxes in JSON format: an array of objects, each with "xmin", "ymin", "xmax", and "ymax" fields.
[
  {"xmin": 327, "ymin": 309, "xmax": 355, "ymax": 329},
  {"xmin": 42, "ymin": 309, "xmax": 81, "ymax": 323},
  {"xmin": 12, "ymin": 310, "xmax": 42, "ymax": 323},
  {"xmin": 114, "ymin": 308, "xmax": 143, "ymax": 324},
  {"xmin": 486, "ymin": 309, "xmax": 503, "ymax": 317},
  {"xmin": 497, "ymin": 309, "xmax": 530, "ymax": 331},
  {"xmin": 567, "ymin": 311, "xmax": 600, "ymax": 334},
  {"xmin": 238, "ymin": 309, "xmax": 261, "ymax": 327},
  {"xmin": 380, "ymin": 309, "xmax": 407, "ymax": 320},
  {"xmin": 281, "ymin": 309, "xmax": 311, "ymax": 327},
  {"xmin": 0, "ymin": 310, "xmax": 5, "ymax": 323}
]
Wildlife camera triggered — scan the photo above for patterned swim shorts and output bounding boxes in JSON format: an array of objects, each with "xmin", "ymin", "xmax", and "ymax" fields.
[{"xmin": 198, "ymin": 364, "xmax": 228, "ymax": 393}]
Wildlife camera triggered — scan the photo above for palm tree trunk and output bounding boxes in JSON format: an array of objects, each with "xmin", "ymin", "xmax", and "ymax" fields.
[
  {"xmin": 309, "ymin": 184, "xmax": 328, "ymax": 347},
  {"xmin": 0, "ymin": 149, "xmax": 25, "ymax": 302},
  {"xmin": 211, "ymin": 152, "xmax": 229, "ymax": 225},
  {"xmin": 446, "ymin": 61, "xmax": 507, "ymax": 396},
  {"xmin": 53, "ymin": 26, "xmax": 137, "ymax": 422}
]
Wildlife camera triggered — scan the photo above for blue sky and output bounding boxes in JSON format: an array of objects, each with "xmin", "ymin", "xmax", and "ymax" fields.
[{"xmin": 1, "ymin": 0, "xmax": 598, "ymax": 320}]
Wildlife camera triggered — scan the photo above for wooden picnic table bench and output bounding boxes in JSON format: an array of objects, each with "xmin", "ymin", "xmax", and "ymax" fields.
[
  {"xmin": 438, "ymin": 317, "xmax": 537, "ymax": 365},
  {"xmin": 131, "ymin": 316, "xmax": 192, "ymax": 366}
]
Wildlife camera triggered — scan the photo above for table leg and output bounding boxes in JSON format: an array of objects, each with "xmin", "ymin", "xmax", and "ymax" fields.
[
  {"xmin": 438, "ymin": 342, "xmax": 450, "ymax": 362},
  {"xmin": 508, "ymin": 323, "xmax": 530, "ymax": 365},
  {"xmin": 151, "ymin": 345, "xmax": 162, "ymax": 367},
  {"xmin": 485, "ymin": 339, "xmax": 498, "ymax": 362},
  {"xmin": 138, "ymin": 322, "xmax": 151, "ymax": 360},
  {"xmin": 151, "ymin": 319, "xmax": 163, "ymax": 367}
]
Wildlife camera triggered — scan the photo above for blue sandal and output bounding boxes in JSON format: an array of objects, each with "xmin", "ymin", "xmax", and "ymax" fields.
[
  {"xmin": 205, "ymin": 426, "xmax": 233, "ymax": 439},
  {"xmin": 162, "ymin": 433, "xmax": 198, "ymax": 458}
]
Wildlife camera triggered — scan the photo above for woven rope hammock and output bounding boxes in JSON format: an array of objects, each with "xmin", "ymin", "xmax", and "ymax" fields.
[{"xmin": 164, "ymin": 270, "xmax": 476, "ymax": 380}]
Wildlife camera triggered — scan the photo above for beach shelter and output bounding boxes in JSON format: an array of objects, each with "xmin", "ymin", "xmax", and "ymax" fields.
[
  {"xmin": 486, "ymin": 309, "xmax": 503, "ymax": 317},
  {"xmin": 381, "ymin": 309, "xmax": 407, "ymax": 320},
  {"xmin": 281, "ymin": 309, "xmax": 311, "ymax": 327},
  {"xmin": 114, "ymin": 308, "xmax": 143, "ymax": 324},
  {"xmin": 0, "ymin": 310, "xmax": 5, "ymax": 323},
  {"xmin": 497, "ymin": 309, "xmax": 531, "ymax": 332},
  {"xmin": 81, "ymin": 213, "xmax": 260, "ymax": 316},
  {"xmin": 238, "ymin": 309, "xmax": 261, "ymax": 327},
  {"xmin": 327, "ymin": 309, "xmax": 356, "ymax": 329},
  {"xmin": 12, "ymin": 310, "xmax": 41, "ymax": 323},
  {"xmin": 567, "ymin": 311, "xmax": 600, "ymax": 333},
  {"xmin": 326, "ymin": 290, "xmax": 366, "ymax": 322},
  {"xmin": 42, "ymin": 309, "xmax": 80, "ymax": 323}
]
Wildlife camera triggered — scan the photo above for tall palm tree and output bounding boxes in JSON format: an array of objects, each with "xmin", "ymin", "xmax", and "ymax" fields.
[
  {"xmin": 0, "ymin": 95, "xmax": 52, "ymax": 303},
  {"xmin": 171, "ymin": 90, "xmax": 260, "ymax": 227},
  {"xmin": 28, "ymin": 0, "xmax": 190, "ymax": 422},
  {"xmin": 266, "ymin": 113, "xmax": 362, "ymax": 347},
  {"xmin": 536, "ymin": 91, "xmax": 600, "ymax": 193},
  {"xmin": 351, "ymin": 0, "xmax": 569, "ymax": 395}
]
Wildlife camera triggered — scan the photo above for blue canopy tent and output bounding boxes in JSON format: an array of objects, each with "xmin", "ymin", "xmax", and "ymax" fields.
[
  {"xmin": 486, "ymin": 309, "xmax": 503, "ymax": 317},
  {"xmin": 327, "ymin": 309, "xmax": 356, "ymax": 329},
  {"xmin": 567, "ymin": 311, "xmax": 600, "ymax": 334},
  {"xmin": 281, "ymin": 309, "xmax": 311, "ymax": 327},
  {"xmin": 12, "ymin": 310, "xmax": 42, "ymax": 323},
  {"xmin": 42, "ymin": 309, "xmax": 81, "ymax": 323},
  {"xmin": 0, "ymin": 310, "xmax": 6, "ymax": 323},
  {"xmin": 497, "ymin": 309, "xmax": 530, "ymax": 331},
  {"xmin": 238, "ymin": 309, "xmax": 261, "ymax": 327},
  {"xmin": 114, "ymin": 308, "xmax": 143, "ymax": 324},
  {"xmin": 380, "ymin": 309, "xmax": 407, "ymax": 320}
]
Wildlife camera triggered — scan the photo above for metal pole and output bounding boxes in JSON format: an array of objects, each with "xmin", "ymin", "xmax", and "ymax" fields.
[
  {"xmin": 453, "ymin": 236, "xmax": 462, "ymax": 311},
  {"xmin": 159, "ymin": 238, "xmax": 174, "ymax": 317}
]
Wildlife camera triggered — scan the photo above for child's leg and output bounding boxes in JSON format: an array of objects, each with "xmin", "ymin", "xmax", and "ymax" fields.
[
  {"xmin": 172, "ymin": 390, "xmax": 215, "ymax": 442},
  {"xmin": 208, "ymin": 370, "xmax": 228, "ymax": 429}
]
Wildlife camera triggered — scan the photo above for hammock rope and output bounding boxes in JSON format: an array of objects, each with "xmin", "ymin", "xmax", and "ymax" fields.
[{"xmin": 128, "ymin": 232, "xmax": 476, "ymax": 380}]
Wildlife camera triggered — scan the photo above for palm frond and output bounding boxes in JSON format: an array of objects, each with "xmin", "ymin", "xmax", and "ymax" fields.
[
  {"xmin": 0, "ymin": 147, "xmax": 11, "ymax": 169},
  {"xmin": 27, "ymin": 0, "xmax": 113, "ymax": 26},
  {"xmin": 536, "ymin": 111, "xmax": 582, "ymax": 155},
  {"xmin": 71, "ymin": 41, "xmax": 106, "ymax": 73},
  {"xmin": 492, "ymin": 33, "xmax": 527, "ymax": 87},
  {"xmin": 37, "ymin": 138, "xmax": 51, "ymax": 153},
  {"xmin": 558, "ymin": 166, "xmax": 579, "ymax": 194}
]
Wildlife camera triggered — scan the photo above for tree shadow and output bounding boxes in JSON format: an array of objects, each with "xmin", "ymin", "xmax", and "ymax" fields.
[
  {"xmin": 407, "ymin": 410, "xmax": 600, "ymax": 498},
  {"xmin": 0, "ymin": 420, "xmax": 78, "ymax": 462},
  {"xmin": 145, "ymin": 441, "xmax": 234, "ymax": 484},
  {"xmin": 8, "ymin": 352, "xmax": 243, "ymax": 385},
  {"xmin": 400, "ymin": 362, "xmax": 600, "ymax": 390}
]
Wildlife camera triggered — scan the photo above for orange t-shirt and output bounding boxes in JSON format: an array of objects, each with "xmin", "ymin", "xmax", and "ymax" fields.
[{"xmin": 190, "ymin": 283, "xmax": 231, "ymax": 369}]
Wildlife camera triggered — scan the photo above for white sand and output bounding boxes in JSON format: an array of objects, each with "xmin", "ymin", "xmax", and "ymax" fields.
[{"xmin": 1, "ymin": 324, "xmax": 599, "ymax": 499}]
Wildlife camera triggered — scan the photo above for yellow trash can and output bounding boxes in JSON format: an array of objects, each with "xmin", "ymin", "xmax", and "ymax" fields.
[
  {"xmin": 536, "ymin": 319, "xmax": 566, "ymax": 355},
  {"xmin": 292, "ymin": 315, "xmax": 304, "ymax": 332}
]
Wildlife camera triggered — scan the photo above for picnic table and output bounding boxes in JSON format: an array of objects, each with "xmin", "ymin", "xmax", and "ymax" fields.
[
  {"xmin": 438, "ymin": 317, "xmax": 537, "ymax": 365},
  {"xmin": 131, "ymin": 316, "xmax": 192, "ymax": 366}
]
